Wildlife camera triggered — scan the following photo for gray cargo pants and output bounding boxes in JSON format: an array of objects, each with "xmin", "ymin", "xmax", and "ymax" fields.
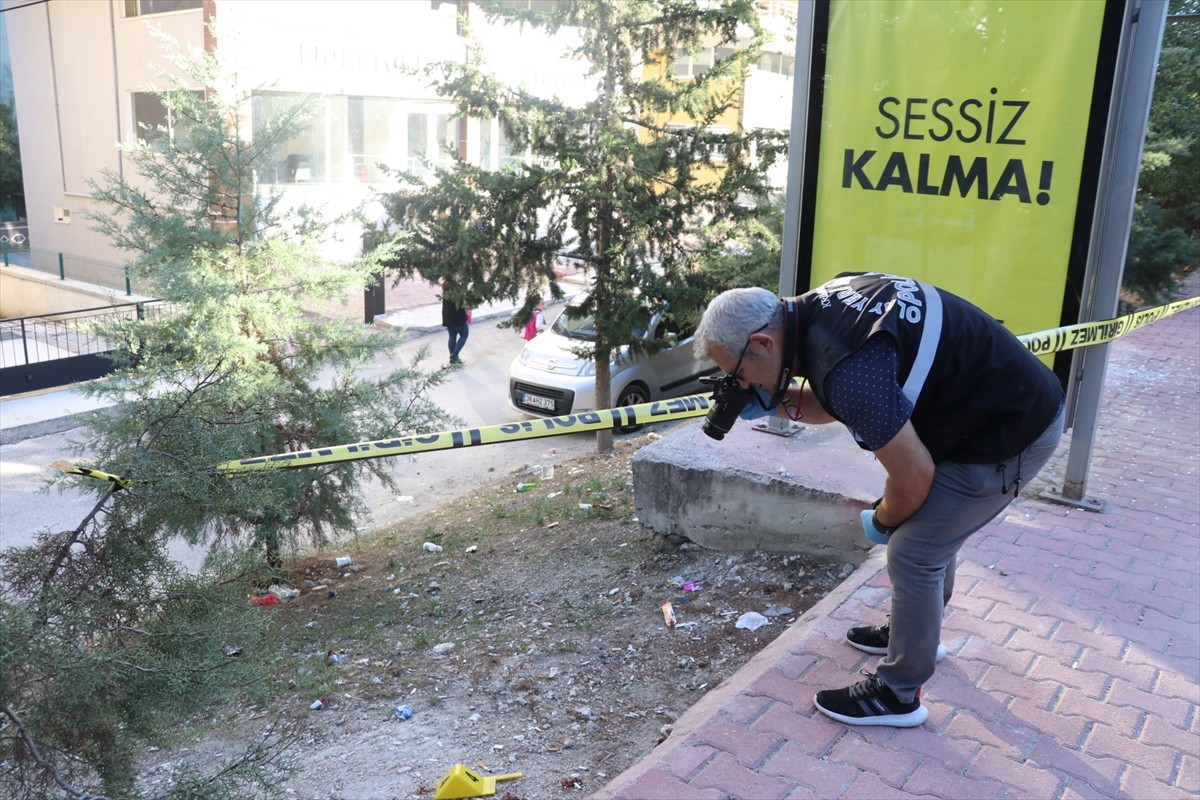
[{"xmin": 877, "ymin": 405, "xmax": 1065, "ymax": 703}]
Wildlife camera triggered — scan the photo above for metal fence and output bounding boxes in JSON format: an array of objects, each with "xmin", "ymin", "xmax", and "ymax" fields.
[
  {"xmin": 0, "ymin": 239, "xmax": 147, "ymax": 297},
  {"xmin": 0, "ymin": 302, "xmax": 165, "ymax": 396},
  {"xmin": 0, "ymin": 303, "xmax": 154, "ymax": 367}
]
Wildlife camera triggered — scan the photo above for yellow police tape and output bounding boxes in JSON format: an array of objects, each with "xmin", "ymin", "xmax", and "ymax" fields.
[
  {"xmin": 50, "ymin": 396, "xmax": 715, "ymax": 488},
  {"xmin": 57, "ymin": 294, "xmax": 1198, "ymax": 485},
  {"xmin": 1016, "ymin": 295, "xmax": 1199, "ymax": 355},
  {"xmin": 218, "ymin": 395, "xmax": 714, "ymax": 474},
  {"xmin": 50, "ymin": 460, "xmax": 133, "ymax": 490}
]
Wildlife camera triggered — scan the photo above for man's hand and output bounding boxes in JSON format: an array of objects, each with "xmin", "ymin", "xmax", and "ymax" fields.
[
  {"xmin": 872, "ymin": 420, "xmax": 935, "ymax": 527},
  {"xmin": 861, "ymin": 509, "xmax": 891, "ymax": 545}
]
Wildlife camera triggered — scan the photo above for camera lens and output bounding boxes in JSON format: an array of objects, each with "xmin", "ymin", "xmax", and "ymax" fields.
[
  {"xmin": 701, "ymin": 416, "xmax": 734, "ymax": 441},
  {"xmin": 700, "ymin": 375, "xmax": 751, "ymax": 441}
]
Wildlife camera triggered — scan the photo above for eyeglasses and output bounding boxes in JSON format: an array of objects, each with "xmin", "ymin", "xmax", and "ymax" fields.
[{"xmin": 728, "ymin": 323, "xmax": 768, "ymax": 383}]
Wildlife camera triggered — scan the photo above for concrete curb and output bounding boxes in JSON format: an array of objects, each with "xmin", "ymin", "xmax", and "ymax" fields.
[{"xmin": 0, "ymin": 411, "xmax": 107, "ymax": 446}]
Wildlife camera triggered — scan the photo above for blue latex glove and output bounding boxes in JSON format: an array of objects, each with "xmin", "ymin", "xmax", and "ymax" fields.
[
  {"xmin": 861, "ymin": 509, "xmax": 891, "ymax": 545},
  {"xmin": 738, "ymin": 386, "xmax": 778, "ymax": 421}
]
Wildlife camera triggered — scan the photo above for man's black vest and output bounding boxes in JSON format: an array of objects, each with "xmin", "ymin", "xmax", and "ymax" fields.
[{"xmin": 791, "ymin": 272, "xmax": 1063, "ymax": 464}]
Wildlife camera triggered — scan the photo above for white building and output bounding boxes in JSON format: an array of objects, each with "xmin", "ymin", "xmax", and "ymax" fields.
[{"xmin": 3, "ymin": 0, "xmax": 795, "ymax": 273}]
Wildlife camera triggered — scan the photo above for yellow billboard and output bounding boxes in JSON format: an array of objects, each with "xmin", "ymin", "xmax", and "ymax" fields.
[{"xmin": 805, "ymin": 0, "xmax": 1115, "ymax": 343}]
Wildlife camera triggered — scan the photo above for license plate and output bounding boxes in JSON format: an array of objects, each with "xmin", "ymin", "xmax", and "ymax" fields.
[{"xmin": 521, "ymin": 392, "xmax": 556, "ymax": 412}]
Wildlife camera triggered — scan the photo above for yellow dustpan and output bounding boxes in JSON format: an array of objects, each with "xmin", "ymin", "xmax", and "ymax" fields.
[{"xmin": 435, "ymin": 763, "xmax": 523, "ymax": 799}]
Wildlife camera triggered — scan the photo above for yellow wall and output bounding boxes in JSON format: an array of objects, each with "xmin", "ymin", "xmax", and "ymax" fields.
[{"xmin": 639, "ymin": 49, "xmax": 744, "ymax": 189}]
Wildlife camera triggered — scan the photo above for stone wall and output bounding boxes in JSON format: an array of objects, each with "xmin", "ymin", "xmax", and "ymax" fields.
[{"xmin": 633, "ymin": 419, "xmax": 887, "ymax": 563}]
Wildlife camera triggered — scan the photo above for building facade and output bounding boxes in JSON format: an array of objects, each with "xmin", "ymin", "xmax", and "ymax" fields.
[{"xmin": 3, "ymin": 0, "xmax": 795, "ymax": 271}]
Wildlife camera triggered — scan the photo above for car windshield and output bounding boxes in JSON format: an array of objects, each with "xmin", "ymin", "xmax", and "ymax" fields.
[
  {"xmin": 549, "ymin": 296, "xmax": 657, "ymax": 343},
  {"xmin": 551, "ymin": 305, "xmax": 597, "ymax": 340},
  {"xmin": 551, "ymin": 304, "xmax": 650, "ymax": 342}
]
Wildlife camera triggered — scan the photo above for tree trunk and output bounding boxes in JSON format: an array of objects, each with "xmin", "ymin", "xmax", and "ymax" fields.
[
  {"xmin": 593, "ymin": 27, "xmax": 619, "ymax": 456},
  {"xmin": 595, "ymin": 355, "xmax": 614, "ymax": 454},
  {"xmin": 262, "ymin": 524, "xmax": 282, "ymax": 574}
]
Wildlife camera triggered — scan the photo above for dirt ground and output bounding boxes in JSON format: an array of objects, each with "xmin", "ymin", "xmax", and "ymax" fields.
[{"xmin": 139, "ymin": 436, "xmax": 852, "ymax": 799}]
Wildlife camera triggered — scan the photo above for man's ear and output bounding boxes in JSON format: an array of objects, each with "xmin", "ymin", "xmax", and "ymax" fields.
[{"xmin": 751, "ymin": 331, "xmax": 776, "ymax": 354}]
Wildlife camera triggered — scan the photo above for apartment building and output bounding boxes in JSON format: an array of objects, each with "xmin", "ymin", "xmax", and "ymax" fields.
[{"xmin": 3, "ymin": 0, "xmax": 796, "ymax": 268}]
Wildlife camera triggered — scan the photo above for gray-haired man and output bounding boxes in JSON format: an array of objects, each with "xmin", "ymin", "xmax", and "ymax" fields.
[{"xmin": 694, "ymin": 271, "xmax": 1064, "ymax": 726}]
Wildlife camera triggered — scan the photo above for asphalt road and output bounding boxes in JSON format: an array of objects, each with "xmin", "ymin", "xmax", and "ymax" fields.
[{"xmin": 0, "ymin": 315, "xmax": 657, "ymax": 564}]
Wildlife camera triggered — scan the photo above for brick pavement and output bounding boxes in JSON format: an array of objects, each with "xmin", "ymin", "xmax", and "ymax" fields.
[
  {"xmin": 593, "ymin": 276, "xmax": 1200, "ymax": 800},
  {"xmin": 383, "ymin": 273, "xmax": 442, "ymax": 313}
]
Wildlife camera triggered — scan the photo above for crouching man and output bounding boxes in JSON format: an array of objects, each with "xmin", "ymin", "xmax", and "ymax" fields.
[{"xmin": 692, "ymin": 272, "xmax": 1064, "ymax": 727}]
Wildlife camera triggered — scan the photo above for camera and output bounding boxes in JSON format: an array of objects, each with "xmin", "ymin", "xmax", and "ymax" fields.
[{"xmin": 700, "ymin": 374, "xmax": 754, "ymax": 440}]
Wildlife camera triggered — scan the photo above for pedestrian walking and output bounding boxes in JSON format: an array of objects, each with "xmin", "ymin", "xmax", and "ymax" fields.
[
  {"xmin": 522, "ymin": 297, "xmax": 547, "ymax": 341},
  {"xmin": 441, "ymin": 278, "xmax": 470, "ymax": 365},
  {"xmin": 693, "ymin": 271, "xmax": 1064, "ymax": 727}
]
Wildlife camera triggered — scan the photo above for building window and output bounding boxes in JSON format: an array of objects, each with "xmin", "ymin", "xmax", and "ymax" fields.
[
  {"xmin": 402, "ymin": 111, "xmax": 459, "ymax": 173},
  {"xmin": 124, "ymin": 0, "xmax": 202, "ymax": 17},
  {"xmin": 406, "ymin": 112, "xmax": 429, "ymax": 173},
  {"xmin": 497, "ymin": 121, "xmax": 530, "ymax": 170},
  {"xmin": 436, "ymin": 114, "xmax": 460, "ymax": 166},
  {"xmin": 671, "ymin": 47, "xmax": 736, "ymax": 79},
  {"xmin": 253, "ymin": 92, "xmax": 461, "ymax": 185},
  {"xmin": 132, "ymin": 91, "xmax": 201, "ymax": 144},
  {"xmin": 667, "ymin": 123, "xmax": 731, "ymax": 163},
  {"xmin": 757, "ymin": 51, "xmax": 795, "ymax": 77},
  {"xmin": 495, "ymin": 0, "xmax": 559, "ymax": 11},
  {"xmin": 476, "ymin": 118, "xmax": 493, "ymax": 170}
]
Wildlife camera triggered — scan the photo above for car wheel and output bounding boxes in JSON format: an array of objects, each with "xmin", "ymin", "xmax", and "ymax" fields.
[{"xmin": 615, "ymin": 382, "xmax": 650, "ymax": 433}]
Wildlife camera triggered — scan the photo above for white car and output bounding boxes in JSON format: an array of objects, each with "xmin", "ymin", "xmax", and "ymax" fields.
[{"xmin": 508, "ymin": 292, "xmax": 718, "ymax": 431}]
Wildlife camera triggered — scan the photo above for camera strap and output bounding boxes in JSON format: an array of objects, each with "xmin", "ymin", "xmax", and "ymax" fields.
[{"xmin": 767, "ymin": 299, "xmax": 797, "ymax": 408}]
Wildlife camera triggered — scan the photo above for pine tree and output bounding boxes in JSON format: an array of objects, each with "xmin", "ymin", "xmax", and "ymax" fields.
[
  {"xmin": 80, "ymin": 33, "xmax": 459, "ymax": 568},
  {"xmin": 0, "ymin": 31, "xmax": 457, "ymax": 798},
  {"xmin": 0, "ymin": 100, "xmax": 22, "ymax": 219},
  {"xmin": 1125, "ymin": 0, "xmax": 1199, "ymax": 303},
  {"xmin": 379, "ymin": 0, "xmax": 787, "ymax": 453}
]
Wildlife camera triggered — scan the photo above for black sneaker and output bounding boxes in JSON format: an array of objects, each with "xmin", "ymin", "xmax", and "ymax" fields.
[
  {"xmin": 814, "ymin": 670, "xmax": 928, "ymax": 727},
  {"xmin": 846, "ymin": 621, "xmax": 948, "ymax": 661}
]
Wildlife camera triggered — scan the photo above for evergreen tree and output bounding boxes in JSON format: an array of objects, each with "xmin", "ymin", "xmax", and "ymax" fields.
[
  {"xmin": 1125, "ymin": 0, "xmax": 1199, "ymax": 303},
  {"xmin": 0, "ymin": 32, "xmax": 456, "ymax": 798},
  {"xmin": 698, "ymin": 195, "xmax": 785, "ymax": 292},
  {"xmin": 378, "ymin": 0, "xmax": 787, "ymax": 453},
  {"xmin": 81, "ymin": 34, "xmax": 459, "ymax": 568},
  {"xmin": 0, "ymin": 99, "xmax": 22, "ymax": 218},
  {"xmin": 1125, "ymin": 198, "xmax": 1199, "ymax": 305}
]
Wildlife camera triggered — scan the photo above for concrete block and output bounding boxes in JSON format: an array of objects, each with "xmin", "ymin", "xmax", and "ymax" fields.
[{"xmin": 633, "ymin": 419, "xmax": 888, "ymax": 563}]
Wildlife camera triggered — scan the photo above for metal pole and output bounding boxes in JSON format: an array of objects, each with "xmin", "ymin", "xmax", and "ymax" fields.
[
  {"xmin": 778, "ymin": 0, "xmax": 817, "ymax": 298},
  {"xmin": 58, "ymin": 252, "xmax": 65, "ymax": 280},
  {"xmin": 1050, "ymin": 0, "xmax": 1168, "ymax": 510}
]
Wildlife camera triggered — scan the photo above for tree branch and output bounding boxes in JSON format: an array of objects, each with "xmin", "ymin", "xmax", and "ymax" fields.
[
  {"xmin": 38, "ymin": 493, "xmax": 117, "ymax": 618},
  {"xmin": 0, "ymin": 704, "xmax": 111, "ymax": 800}
]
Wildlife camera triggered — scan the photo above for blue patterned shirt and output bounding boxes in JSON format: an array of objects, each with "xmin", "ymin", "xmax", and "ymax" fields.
[{"xmin": 823, "ymin": 335, "xmax": 913, "ymax": 451}]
